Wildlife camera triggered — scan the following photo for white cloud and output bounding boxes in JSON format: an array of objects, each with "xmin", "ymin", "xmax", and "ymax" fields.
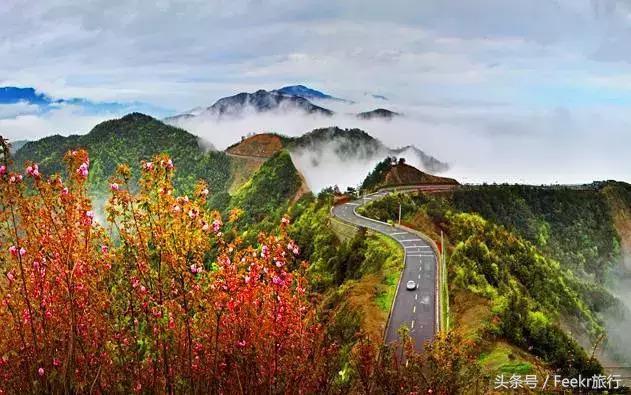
[
  {"xmin": 0, "ymin": 102, "xmax": 41, "ymax": 119},
  {"xmin": 0, "ymin": 104, "xmax": 120, "ymax": 141}
]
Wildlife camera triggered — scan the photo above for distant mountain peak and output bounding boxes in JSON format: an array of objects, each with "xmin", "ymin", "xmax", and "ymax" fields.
[
  {"xmin": 274, "ymin": 85, "xmax": 346, "ymax": 102},
  {"xmin": 357, "ymin": 108, "xmax": 401, "ymax": 120},
  {"xmin": 165, "ymin": 89, "xmax": 334, "ymax": 123}
]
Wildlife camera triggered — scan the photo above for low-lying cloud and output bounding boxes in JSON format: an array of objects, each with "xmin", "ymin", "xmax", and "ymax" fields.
[{"xmin": 169, "ymin": 98, "xmax": 631, "ymax": 191}]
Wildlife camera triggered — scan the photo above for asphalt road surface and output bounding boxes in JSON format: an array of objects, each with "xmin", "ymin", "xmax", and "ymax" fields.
[{"xmin": 332, "ymin": 190, "xmax": 437, "ymax": 351}]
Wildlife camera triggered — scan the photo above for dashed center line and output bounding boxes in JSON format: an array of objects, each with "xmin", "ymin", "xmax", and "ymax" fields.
[{"xmin": 413, "ymin": 305, "xmax": 416, "ymax": 313}]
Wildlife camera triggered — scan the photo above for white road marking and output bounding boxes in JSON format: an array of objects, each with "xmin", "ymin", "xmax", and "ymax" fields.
[
  {"xmin": 400, "ymin": 239, "xmax": 422, "ymax": 242},
  {"xmin": 389, "ymin": 232, "xmax": 407, "ymax": 236},
  {"xmin": 415, "ymin": 293, "xmax": 418, "ymax": 300},
  {"xmin": 418, "ymin": 274, "xmax": 421, "ymax": 279},
  {"xmin": 411, "ymin": 320, "xmax": 415, "ymax": 329},
  {"xmin": 413, "ymin": 305, "xmax": 416, "ymax": 313}
]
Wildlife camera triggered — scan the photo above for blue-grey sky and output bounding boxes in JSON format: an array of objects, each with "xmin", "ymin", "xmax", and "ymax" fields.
[{"xmin": 1, "ymin": 0, "xmax": 631, "ymax": 183}]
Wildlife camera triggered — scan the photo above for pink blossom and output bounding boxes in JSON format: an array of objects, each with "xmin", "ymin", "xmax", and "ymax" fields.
[
  {"xmin": 38, "ymin": 367, "xmax": 44, "ymax": 376},
  {"xmin": 53, "ymin": 358, "xmax": 61, "ymax": 367},
  {"xmin": 237, "ymin": 340, "xmax": 246, "ymax": 347},
  {"xmin": 272, "ymin": 276, "xmax": 284, "ymax": 286},
  {"xmin": 172, "ymin": 205, "xmax": 181, "ymax": 213},
  {"xmin": 6, "ymin": 271, "xmax": 14, "ymax": 282},
  {"xmin": 26, "ymin": 164, "xmax": 40, "ymax": 178},
  {"xmin": 212, "ymin": 219, "xmax": 222, "ymax": 233},
  {"xmin": 261, "ymin": 245, "xmax": 269, "ymax": 258},
  {"xmin": 281, "ymin": 216, "xmax": 290, "ymax": 225},
  {"xmin": 275, "ymin": 261, "xmax": 284, "ymax": 268},
  {"xmin": 164, "ymin": 159, "xmax": 174, "ymax": 169},
  {"xmin": 143, "ymin": 161, "xmax": 154, "ymax": 171},
  {"xmin": 110, "ymin": 183, "xmax": 119, "ymax": 191},
  {"xmin": 200, "ymin": 188, "xmax": 209, "ymax": 196},
  {"xmin": 8, "ymin": 246, "xmax": 17, "ymax": 256},
  {"xmin": 19, "ymin": 247, "xmax": 26, "ymax": 257},
  {"xmin": 101, "ymin": 245, "xmax": 109, "ymax": 254},
  {"xmin": 201, "ymin": 222, "xmax": 210, "ymax": 232},
  {"xmin": 85, "ymin": 211, "xmax": 95, "ymax": 225},
  {"xmin": 188, "ymin": 209, "xmax": 198, "ymax": 219},
  {"xmin": 76, "ymin": 162, "xmax": 89, "ymax": 177},
  {"xmin": 131, "ymin": 277, "xmax": 140, "ymax": 288},
  {"xmin": 61, "ymin": 187, "xmax": 69, "ymax": 196},
  {"xmin": 0, "ymin": 165, "xmax": 6, "ymax": 175}
]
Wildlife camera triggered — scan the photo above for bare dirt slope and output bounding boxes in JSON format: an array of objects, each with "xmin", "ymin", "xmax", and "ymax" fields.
[{"xmin": 382, "ymin": 163, "xmax": 459, "ymax": 187}]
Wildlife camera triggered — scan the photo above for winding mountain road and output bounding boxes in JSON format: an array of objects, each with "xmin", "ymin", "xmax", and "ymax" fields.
[{"xmin": 332, "ymin": 189, "xmax": 441, "ymax": 350}]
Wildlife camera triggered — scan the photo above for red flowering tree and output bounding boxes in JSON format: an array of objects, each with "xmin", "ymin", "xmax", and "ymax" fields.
[
  {"xmin": 0, "ymin": 139, "xmax": 333, "ymax": 393},
  {"xmin": 0, "ymin": 145, "xmax": 113, "ymax": 393}
]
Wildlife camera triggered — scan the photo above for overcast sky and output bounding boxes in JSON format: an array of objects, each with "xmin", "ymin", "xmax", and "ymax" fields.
[{"xmin": 2, "ymin": 0, "xmax": 631, "ymax": 183}]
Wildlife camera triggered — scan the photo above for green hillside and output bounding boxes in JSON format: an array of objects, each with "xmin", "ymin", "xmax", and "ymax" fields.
[
  {"xmin": 230, "ymin": 150, "xmax": 303, "ymax": 230},
  {"xmin": 450, "ymin": 184, "xmax": 621, "ymax": 282},
  {"xmin": 13, "ymin": 113, "xmax": 232, "ymax": 195}
]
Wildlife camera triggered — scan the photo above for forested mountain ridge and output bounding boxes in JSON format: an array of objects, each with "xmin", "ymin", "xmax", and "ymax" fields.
[{"xmin": 13, "ymin": 113, "xmax": 232, "ymax": 195}]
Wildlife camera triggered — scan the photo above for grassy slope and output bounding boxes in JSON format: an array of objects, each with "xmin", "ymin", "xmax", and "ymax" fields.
[
  {"xmin": 228, "ymin": 155, "xmax": 266, "ymax": 194},
  {"xmin": 361, "ymin": 158, "xmax": 458, "ymax": 193},
  {"xmin": 230, "ymin": 150, "xmax": 304, "ymax": 242}
]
